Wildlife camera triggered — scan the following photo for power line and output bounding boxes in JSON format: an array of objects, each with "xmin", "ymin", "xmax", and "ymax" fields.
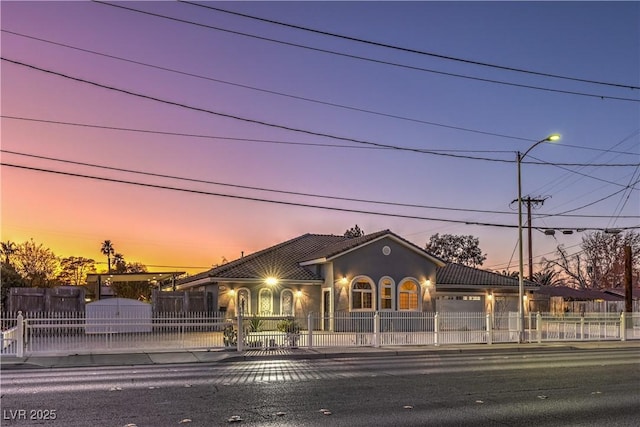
[
  {"xmin": 6, "ymin": 149, "xmax": 638, "ymax": 220},
  {"xmin": 1, "ymin": 57, "xmax": 514, "ymax": 163},
  {"xmin": 2, "ymin": 61, "xmax": 638, "ymax": 169},
  {"xmin": 91, "ymin": 1, "xmax": 640, "ymax": 103},
  {"xmin": 8, "ymin": 29, "xmax": 636, "ymax": 155},
  {"xmin": 0, "ymin": 29, "xmax": 533, "ymax": 143},
  {"xmin": 540, "ymin": 177, "xmax": 640, "ymax": 217},
  {"xmin": 181, "ymin": 1, "xmax": 640, "ymax": 91},
  {"xmin": 5, "ymin": 115, "xmax": 638, "ymax": 160},
  {"xmin": 1, "ymin": 149, "xmax": 513, "ymax": 215},
  {"xmin": 528, "ymin": 154, "xmax": 640, "ymax": 189},
  {"xmin": 3, "ymin": 161, "xmax": 639, "ymax": 231}
]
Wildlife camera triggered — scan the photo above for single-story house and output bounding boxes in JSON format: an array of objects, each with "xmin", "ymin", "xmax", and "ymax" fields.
[
  {"xmin": 533, "ymin": 285, "xmax": 640, "ymax": 314},
  {"xmin": 175, "ymin": 230, "xmax": 537, "ymax": 318}
]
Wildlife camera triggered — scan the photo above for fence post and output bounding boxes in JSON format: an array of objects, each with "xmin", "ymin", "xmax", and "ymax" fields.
[
  {"xmin": 620, "ymin": 312, "xmax": 626, "ymax": 342},
  {"xmin": 236, "ymin": 312, "xmax": 244, "ymax": 352},
  {"xmin": 537, "ymin": 312, "xmax": 542, "ymax": 343},
  {"xmin": 307, "ymin": 313, "xmax": 313, "ymax": 349},
  {"xmin": 580, "ymin": 316, "xmax": 585, "ymax": 340},
  {"xmin": 16, "ymin": 311, "xmax": 24, "ymax": 358},
  {"xmin": 434, "ymin": 312, "xmax": 439, "ymax": 346},
  {"xmin": 373, "ymin": 312, "xmax": 380, "ymax": 348},
  {"xmin": 485, "ymin": 314, "xmax": 492, "ymax": 345}
]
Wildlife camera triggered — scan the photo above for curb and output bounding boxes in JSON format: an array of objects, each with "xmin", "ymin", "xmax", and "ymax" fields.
[{"xmin": 2, "ymin": 341, "xmax": 638, "ymax": 370}]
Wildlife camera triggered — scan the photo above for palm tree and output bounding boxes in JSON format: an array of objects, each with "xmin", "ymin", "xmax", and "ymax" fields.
[
  {"xmin": 0, "ymin": 241, "xmax": 17, "ymax": 265},
  {"xmin": 532, "ymin": 269, "xmax": 565, "ymax": 287},
  {"xmin": 100, "ymin": 240, "xmax": 115, "ymax": 273},
  {"xmin": 112, "ymin": 252, "xmax": 126, "ymax": 273}
]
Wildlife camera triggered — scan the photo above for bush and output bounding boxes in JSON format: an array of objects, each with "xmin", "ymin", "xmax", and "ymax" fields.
[{"xmin": 277, "ymin": 318, "xmax": 300, "ymax": 334}]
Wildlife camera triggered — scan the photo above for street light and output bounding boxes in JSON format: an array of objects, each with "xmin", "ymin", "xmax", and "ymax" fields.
[{"xmin": 517, "ymin": 133, "xmax": 560, "ymax": 343}]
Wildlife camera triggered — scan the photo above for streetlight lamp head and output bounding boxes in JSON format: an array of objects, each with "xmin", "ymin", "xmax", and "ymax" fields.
[{"xmin": 546, "ymin": 134, "xmax": 561, "ymax": 142}]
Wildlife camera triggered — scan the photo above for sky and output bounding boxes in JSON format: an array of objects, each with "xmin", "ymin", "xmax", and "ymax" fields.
[{"xmin": 1, "ymin": 1, "xmax": 639, "ymax": 276}]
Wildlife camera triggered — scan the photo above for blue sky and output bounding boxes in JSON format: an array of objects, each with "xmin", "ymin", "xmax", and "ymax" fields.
[{"xmin": 1, "ymin": 1, "xmax": 638, "ymax": 274}]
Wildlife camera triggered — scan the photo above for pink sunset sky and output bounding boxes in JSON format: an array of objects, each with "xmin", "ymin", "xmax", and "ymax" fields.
[{"xmin": 1, "ymin": 1, "xmax": 638, "ymax": 276}]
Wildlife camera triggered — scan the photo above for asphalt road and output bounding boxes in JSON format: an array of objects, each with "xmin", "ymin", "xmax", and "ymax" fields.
[{"xmin": 1, "ymin": 348, "xmax": 638, "ymax": 426}]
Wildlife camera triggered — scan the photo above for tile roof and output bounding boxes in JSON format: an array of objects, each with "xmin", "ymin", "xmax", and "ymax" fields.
[
  {"xmin": 181, "ymin": 233, "xmax": 350, "ymax": 283},
  {"xmin": 179, "ymin": 231, "xmax": 517, "ymax": 289},
  {"xmin": 535, "ymin": 285, "xmax": 627, "ymax": 301},
  {"xmin": 436, "ymin": 263, "xmax": 537, "ymax": 288}
]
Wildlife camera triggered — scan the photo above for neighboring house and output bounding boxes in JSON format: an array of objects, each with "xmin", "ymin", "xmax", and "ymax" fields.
[
  {"xmin": 533, "ymin": 286, "xmax": 639, "ymax": 314},
  {"xmin": 176, "ymin": 230, "xmax": 535, "ymax": 319}
]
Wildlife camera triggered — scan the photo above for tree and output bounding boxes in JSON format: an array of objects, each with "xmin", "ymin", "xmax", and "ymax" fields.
[
  {"xmin": 125, "ymin": 262, "xmax": 147, "ymax": 273},
  {"xmin": 544, "ymin": 231, "xmax": 640, "ymax": 289},
  {"xmin": 531, "ymin": 268, "xmax": 565, "ymax": 287},
  {"xmin": 12, "ymin": 239, "xmax": 59, "ymax": 287},
  {"xmin": 1, "ymin": 262, "xmax": 27, "ymax": 311},
  {"xmin": 57, "ymin": 257, "xmax": 96, "ymax": 286},
  {"xmin": 425, "ymin": 233, "xmax": 487, "ymax": 267},
  {"xmin": 110, "ymin": 252, "xmax": 147, "ymax": 273},
  {"xmin": 113, "ymin": 252, "xmax": 127, "ymax": 273},
  {"xmin": 344, "ymin": 225, "xmax": 365, "ymax": 238},
  {"xmin": 100, "ymin": 240, "xmax": 115, "ymax": 273},
  {"xmin": 110, "ymin": 281, "xmax": 152, "ymax": 301},
  {"xmin": 0, "ymin": 241, "xmax": 17, "ymax": 265}
]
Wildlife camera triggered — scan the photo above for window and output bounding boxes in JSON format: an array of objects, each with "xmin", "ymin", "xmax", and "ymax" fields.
[
  {"xmin": 399, "ymin": 280, "xmax": 419, "ymax": 311},
  {"xmin": 380, "ymin": 277, "xmax": 394, "ymax": 310},
  {"xmin": 351, "ymin": 278, "xmax": 374, "ymax": 311},
  {"xmin": 259, "ymin": 288, "xmax": 273, "ymax": 315},
  {"xmin": 237, "ymin": 288, "xmax": 250, "ymax": 315},
  {"xmin": 438, "ymin": 295, "xmax": 481, "ymax": 301},
  {"xmin": 281, "ymin": 289, "xmax": 294, "ymax": 316}
]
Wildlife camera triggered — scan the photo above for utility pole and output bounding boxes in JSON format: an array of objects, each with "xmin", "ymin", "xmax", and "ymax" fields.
[
  {"xmin": 521, "ymin": 196, "xmax": 547, "ymax": 280},
  {"xmin": 625, "ymin": 245, "xmax": 632, "ymax": 313}
]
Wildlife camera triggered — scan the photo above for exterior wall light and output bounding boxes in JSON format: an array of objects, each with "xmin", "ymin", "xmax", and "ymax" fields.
[
  {"xmin": 265, "ymin": 277, "xmax": 278, "ymax": 286},
  {"xmin": 296, "ymin": 290, "xmax": 302, "ymax": 298},
  {"xmin": 339, "ymin": 277, "xmax": 348, "ymax": 285},
  {"xmin": 229, "ymin": 289, "xmax": 236, "ymax": 296}
]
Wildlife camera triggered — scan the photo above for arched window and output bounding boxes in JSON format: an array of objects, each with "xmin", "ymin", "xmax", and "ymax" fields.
[
  {"xmin": 259, "ymin": 288, "xmax": 273, "ymax": 315},
  {"xmin": 281, "ymin": 289, "xmax": 294, "ymax": 316},
  {"xmin": 351, "ymin": 276, "xmax": 375, "ymax": 311},
  {"xmin": 237, "ymin": 288, "xmax": 251, "ymax": 315},
  {"xmin": 379, "ymin": 277, "xmax": 395, "ymax": 311},
  {"xmin": 398, "ymin": 279, "xmax": 419, "ymax": 311}
]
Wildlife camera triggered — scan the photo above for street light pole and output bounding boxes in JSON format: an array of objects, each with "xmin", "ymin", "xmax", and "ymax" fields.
[{"xmin": 517, "ymin": 134, "xmax": 560, "ymax": 343}]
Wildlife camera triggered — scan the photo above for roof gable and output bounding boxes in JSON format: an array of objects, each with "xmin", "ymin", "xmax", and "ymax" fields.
[{"xmin": 300, "ymin": 230, "xmax": 446, "ymax": 267}]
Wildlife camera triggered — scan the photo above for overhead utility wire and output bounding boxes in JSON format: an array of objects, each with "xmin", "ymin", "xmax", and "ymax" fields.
[
  {"xmin": 1, "ymin": 115, "xmax": 512, "ymax": 154},
  {"xmin": 3, "ymin": 114, "xmax": 636, "ymax": 158},
  {"xmin": 0, "ymin": 149, "xmax": 514, "ymax": 215},
  {"xmin": 2, "ymin": 60, "xmax": 638, "ymax": 168},
  {"xmin": 4, "ymin": 32, "xmax": 639, "ymax": 156},
  {"xmin": 92, "ymin": 1, "xmax": 639, "ymax": 103},
  {"xmin": 4, "ymin": 117, "xmax": 637, "ymax": 186},
  {"xmin": 6, "ymin": 149, "xmax": 636, "ymax": 220},
  {"xmin": 4, "ymin": 162, "xmax": 638, "ymax": 232},
  {"xmin": 182, "ymin": 1, "xmax": 639, "ymax": 91},
  {"xmin": 538, "ymin": 177, "xmax": 640, "ymax": 217},
  {"xmin": 527, "ymin": 154, "xmax": 639, "ymax": 189},
  {"xmin": 0, "ymin": 29, "xmax": 530, "ymax": 143},
  {"xmin": 0, "ymin": 57, "xmax": 509, "ymax": 163}
]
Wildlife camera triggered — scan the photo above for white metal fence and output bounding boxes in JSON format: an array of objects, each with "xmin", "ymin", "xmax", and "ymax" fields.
[{"xmin": 1, "ymin": 311, "xmax": 639, "ymax": 357}]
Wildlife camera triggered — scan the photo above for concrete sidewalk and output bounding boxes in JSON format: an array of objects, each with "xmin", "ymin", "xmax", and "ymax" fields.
[{"xmin": 2, "ymin": 341, "xmax": 639, "ymax": 370}]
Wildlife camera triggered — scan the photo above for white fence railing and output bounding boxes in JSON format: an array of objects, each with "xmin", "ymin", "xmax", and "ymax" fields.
[
  {"xmin": 2, "ymin": 311, "xmax": 639, "ymax": 357},
  {"xmin": 1, "ymin": 315, "xmax": 21, "ymax": 357}
]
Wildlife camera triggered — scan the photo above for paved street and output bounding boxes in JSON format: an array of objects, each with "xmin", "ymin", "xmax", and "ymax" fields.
[{"xmin": 1, "ymin": 346, "xmax": 638, "ymax": 426}]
